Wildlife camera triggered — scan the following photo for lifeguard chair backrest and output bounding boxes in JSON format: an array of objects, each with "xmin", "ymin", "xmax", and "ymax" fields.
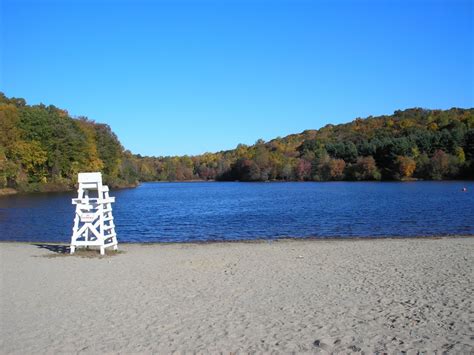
[{"xmin": 78, "ymin": 172, "xmax": 103, "ymax": 191}]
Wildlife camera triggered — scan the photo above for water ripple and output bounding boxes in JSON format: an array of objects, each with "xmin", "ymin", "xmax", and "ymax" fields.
[{"xmin": 0, "ymin": 181, "xmax": 473, "ymax": 243}]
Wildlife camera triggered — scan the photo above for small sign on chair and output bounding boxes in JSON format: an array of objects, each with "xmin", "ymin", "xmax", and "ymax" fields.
[{"xmin": 80, "ymin": 213, "xmax": 96, "ymax": 223}]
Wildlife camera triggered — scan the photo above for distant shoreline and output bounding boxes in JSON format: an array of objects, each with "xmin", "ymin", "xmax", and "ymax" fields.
[
  {"xmin": 2, "ymin": 178, "xmax": 473, "ymax": 197},
  {"xmin": 0, "ymin": 181, "xmax": 139, "ymax": 197}
]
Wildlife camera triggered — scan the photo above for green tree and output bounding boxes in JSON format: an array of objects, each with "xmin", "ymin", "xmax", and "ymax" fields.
[{"xmin": 351, "ymin": 156, "xmax": 381, "ymax": 180}]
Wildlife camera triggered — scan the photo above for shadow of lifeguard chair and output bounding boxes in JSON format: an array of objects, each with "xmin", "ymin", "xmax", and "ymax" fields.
[{"xmin": 71, "ymin": 172, "xmax": 118, "ymax": 255}]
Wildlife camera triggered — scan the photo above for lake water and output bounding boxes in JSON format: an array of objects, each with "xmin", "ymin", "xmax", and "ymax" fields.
[{"xmin": 0, "ymin": 181, "xmax": 473, "ymax": 243}]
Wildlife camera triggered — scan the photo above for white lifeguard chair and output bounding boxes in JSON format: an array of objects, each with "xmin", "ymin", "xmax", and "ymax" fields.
[{"xmin": 70, "ymin": 172, "xmax": 118, "ymax": 255}]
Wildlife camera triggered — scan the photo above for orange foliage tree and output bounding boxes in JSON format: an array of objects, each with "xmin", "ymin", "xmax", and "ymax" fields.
[{"xmin": 395, "ymin": 156, "xmax": 416, "ymax": 179}]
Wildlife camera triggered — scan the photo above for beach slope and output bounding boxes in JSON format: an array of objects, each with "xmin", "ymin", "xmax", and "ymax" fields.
[{"xmin": 1, "ymin": 237, "xmax": 473, "ymax": 353}]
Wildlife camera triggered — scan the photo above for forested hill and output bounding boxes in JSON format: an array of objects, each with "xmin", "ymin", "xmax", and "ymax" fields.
[
  {"xmin": 1, "ymin": 93, "xmax": 473, "ymax": 193},
  {"xmin": 0, "ymin": 93, "xmax": 138, "ymax": 192}
]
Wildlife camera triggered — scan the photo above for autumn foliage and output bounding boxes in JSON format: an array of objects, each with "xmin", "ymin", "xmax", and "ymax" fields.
[{"xmin": 1, "ymin": 92, "xmax": 473, "ymax": 192}]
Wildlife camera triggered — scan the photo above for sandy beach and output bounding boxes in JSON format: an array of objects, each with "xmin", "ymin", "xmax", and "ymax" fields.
[{"xmin": 0, "ymin": 237, "xmax": 473, "ymax": 353}]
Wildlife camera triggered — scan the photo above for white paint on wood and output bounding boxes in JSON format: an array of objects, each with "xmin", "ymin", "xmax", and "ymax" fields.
[{"xmin": 70, "ymin": 172, "xmax": 118, "ymax": 255}]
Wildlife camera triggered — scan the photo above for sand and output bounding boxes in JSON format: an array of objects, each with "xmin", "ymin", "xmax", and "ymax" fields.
[{"xmin": 0, "ymin": 237, "xmax": 473, "ymax": 353}]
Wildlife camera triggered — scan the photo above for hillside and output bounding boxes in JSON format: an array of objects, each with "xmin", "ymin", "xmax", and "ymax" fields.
[
  {"xmin": 1, "ymin": 92, "xmax": 473, "ymax": 193},
  {"xmin": 135, "ymin": 107, "xmax": 474, "ymax": 182},
  {"xmin": 0, "ymin": 93, "xmax": 138, "ymax": 192}
]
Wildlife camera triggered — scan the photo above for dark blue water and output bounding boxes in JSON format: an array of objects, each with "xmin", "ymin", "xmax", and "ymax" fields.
[{"xmin": 0, "ymin": 182, "xmax": 473, "ymax": 243}]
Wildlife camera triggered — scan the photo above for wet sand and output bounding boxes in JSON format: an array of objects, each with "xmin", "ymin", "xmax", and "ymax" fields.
[{"xmin": 1, "ymin": 237, "xmax": 473, "ymax": 353}]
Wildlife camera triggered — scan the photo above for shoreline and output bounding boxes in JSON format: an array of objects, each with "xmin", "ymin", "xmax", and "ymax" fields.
[
  {"xmin": 1, "ymin": 179, "xmax": 472, "ymax": 197},
  {"xmin": 0, "ymin": 182, "xmax": 139, "ymax": 197},
  {"xmin": 1, "ymin": 234, "xmax": 473, "ymax": 246}
]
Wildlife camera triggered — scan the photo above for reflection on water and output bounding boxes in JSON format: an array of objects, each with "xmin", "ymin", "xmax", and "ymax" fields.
[{"xmin": 0, "ymin": 181, "xmax": 473, "ymax": 243}]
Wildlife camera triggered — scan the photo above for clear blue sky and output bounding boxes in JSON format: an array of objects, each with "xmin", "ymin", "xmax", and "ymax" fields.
[{"xmin": 1, "ymin": 0, "xmax": 473, "ymax": 156}]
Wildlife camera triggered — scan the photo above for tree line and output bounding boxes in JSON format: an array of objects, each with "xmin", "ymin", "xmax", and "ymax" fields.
[
  {"xmin": 1, "ymin": 92, "xmax": 473, "ymax": 192},
  {"xmin": 133, "ymin": 107, "xmax": 474, "ymax": 182},
  {"xmin": 0, "ymin": 93, "xmax": 134, "ymax": 191}
]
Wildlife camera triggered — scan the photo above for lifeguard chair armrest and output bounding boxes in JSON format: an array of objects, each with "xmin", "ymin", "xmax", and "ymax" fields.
[{"xmin": 72, "ymin": 197, "xmax": 115, "ymax": 204}]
